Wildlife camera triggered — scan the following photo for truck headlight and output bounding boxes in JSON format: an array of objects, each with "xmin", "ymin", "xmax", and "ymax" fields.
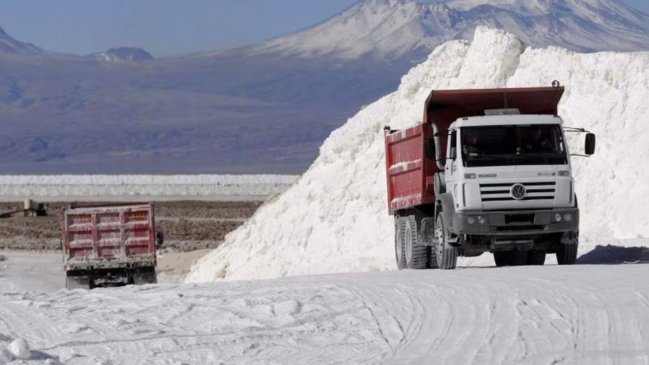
[
  {"xmin": 467, "ymin": 217, "xmax": 476, "ymax": 225},
  {"xmin": 564, "ymin": 213, "xmax": 573, "ymax": 222},
  {"xmin": 554, "ymin": 214, "xmax": 562, "ymax": 222},
  {"xmin": 477, "ymin": 216, "xmax": 486, "ymax": 224}
]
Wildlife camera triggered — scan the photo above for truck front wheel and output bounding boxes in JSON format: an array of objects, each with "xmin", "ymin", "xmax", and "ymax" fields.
[
  {"xmin": 434, "ymin": 214, "xmax": 458, "ymax": 270},
  {"xmin": 556, "ymin": 231, "xmax": 579, "ymax": 265}
]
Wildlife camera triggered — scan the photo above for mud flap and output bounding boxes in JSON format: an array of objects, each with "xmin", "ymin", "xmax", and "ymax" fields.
[
  {"xmin": 65, "ymin": 272, "xmax": 91, "ymax": 290},
  {"xmin": 133, "ymin": 268, "xmax": 157, "ymax": 285}
]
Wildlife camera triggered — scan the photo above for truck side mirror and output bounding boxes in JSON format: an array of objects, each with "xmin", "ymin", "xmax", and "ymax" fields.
[
  {"xmin": 585, "ymin": 133, "xmax": 596, "ymax": 156},
  {"xmin": 424, "ymin": 139, "xmax": 435, "ymax": 159}
]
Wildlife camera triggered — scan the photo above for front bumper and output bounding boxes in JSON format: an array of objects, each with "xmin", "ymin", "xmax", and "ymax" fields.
[{"xmin": 453, "ymin": 208, "xmax": 579, "ymax": 236}]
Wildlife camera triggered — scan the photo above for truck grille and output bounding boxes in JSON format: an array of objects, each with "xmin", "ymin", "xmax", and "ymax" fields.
[{"xmin": 480, "ymin": 182, "xmax": 555, "ymax": 202}]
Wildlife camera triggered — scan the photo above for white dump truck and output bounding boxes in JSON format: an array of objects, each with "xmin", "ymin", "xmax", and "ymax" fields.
[{"xmin": 384, "ymin": 83, "xmax": 596, "ymax": 269}]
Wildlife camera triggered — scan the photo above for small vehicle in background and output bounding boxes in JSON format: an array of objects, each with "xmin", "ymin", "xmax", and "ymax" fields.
[{"xmin": 61, "ymin": 203, "xmax": 163, "ymax": 289}]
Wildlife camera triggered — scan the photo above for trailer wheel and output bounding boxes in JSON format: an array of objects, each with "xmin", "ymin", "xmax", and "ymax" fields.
[
  {"xmin": 394, "ymin": 216, "xmax": 406, "ymax": 270},
  {"xmin": 527, "ymin": 250, "xmax": 546, "ymax": 265},
  {"xmin": 404, "ymin": 215, "xmax": 428, "ymax": 270},
  {"xmin": 133, "ymin": 268, "xmax": 157, "ymax": 285},
  {"xmin": 66, "ymin": 272, "xmax": 91, "ymax": 290},
  {"xmin": 434, "ymin": 214, "xmax": 458, "ymax": 270}
]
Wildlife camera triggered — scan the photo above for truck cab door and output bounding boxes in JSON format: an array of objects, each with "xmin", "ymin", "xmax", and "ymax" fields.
[
  {"xmin": 445, "ymin": 129, "xmax": 460, "ymax": 209},
  {"xmin": 445, "ymin": 129, "xmax": 459, "ymax": 178}
]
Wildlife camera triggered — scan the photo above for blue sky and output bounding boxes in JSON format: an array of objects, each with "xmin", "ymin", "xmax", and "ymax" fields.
[{"xmin": 0, "ymin": 0, "xmax": 647, "ymax": 57}]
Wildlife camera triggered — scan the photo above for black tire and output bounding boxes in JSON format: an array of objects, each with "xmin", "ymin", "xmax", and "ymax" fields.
[
  {"xmin": 527, "ymin": 250, "xmax": 546, "ymax": 265},
  {"xmin": 557, "ymin": 244, "xmax": 578, "ymax": 265},
  {"xmin": 494, "ymin": 251, "xmax": 512, "ymax": 267},
  {"xmin": 133, "ymin": 268, "xmax": 157, "ymax": 285},
  {"xmin": 557, "ymin": 231, "xmax": 579, "ymax": 265},
  {"xmin": 66, "ymin": 272, "xmax": 91, "ymax": 290},
  {"xmin": 394, "ymin": 216, "xmax": 406, "ymax": 270},
  {"xmin": 427, "ymin": 245, "xmax": 438, "ymax": 269},
  {"xmin": 434, "ymin": 213, "xmax": 458, "ymax": 270},
  {"xmin": 404, "ymin": 215, "xmax": 428, "ymax": 270}
]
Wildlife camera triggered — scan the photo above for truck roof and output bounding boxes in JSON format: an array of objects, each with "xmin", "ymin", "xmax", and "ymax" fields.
[{"xmin": 452, "ymin": 114, "xmax": 563, "ymax": 128}]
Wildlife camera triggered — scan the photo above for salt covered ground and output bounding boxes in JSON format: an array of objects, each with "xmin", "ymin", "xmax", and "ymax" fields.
[
  {"xmin": 2, "ymin": 259, "xmax": 649, "ymax": 364},
  {"xmin": 187, "ymin": 27, "xmax": 649, "ymax": 283}
]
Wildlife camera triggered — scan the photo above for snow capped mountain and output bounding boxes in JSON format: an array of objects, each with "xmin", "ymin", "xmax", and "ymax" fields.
[
  {"xmin": 0, "ymin": 27, "xmax": 40, "ymax": 54},
  {"xmin": 1, "ymin": 0, "xmax": 649, "ymax": 174},
  {"xmin": 89, "ymin": 47, "xmax": 154, "ymax": 63},
  {"xmin": 255, "ymin": 0, "xmax": 649, "ymax": 60}
]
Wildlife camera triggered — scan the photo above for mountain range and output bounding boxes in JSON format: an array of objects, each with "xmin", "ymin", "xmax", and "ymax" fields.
[{"xmin": 1, "ymin": 0, "xmax": 648, "ymax": 173}]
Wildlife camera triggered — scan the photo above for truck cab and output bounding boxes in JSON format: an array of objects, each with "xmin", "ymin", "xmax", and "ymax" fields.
[
  {"xmin": 440, "ymin": 113, "xmax": 585, "ymax": 265},
  {"xmin": 385, "ymin": 83, "xmax": 595, "ymax": 270}
]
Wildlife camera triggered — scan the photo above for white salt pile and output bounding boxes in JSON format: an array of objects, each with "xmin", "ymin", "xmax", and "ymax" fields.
[{"xmin": 186, "ymin": 27, "xmax": 649, "ymax": 282}]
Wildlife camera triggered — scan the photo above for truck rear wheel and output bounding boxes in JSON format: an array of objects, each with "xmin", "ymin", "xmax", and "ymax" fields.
[
  {"xmin": 434, "ymin": 214, "xmax": 458, "ymax": 270},
  {"xmin": 394, "ymin": 216, "xmax": 406, "ymax": 270},
  {"xmin": 404, "ymin": 215, "xmax": 428, "ymax": 270},
  {"xmin": 427, "ymin": 247, "xmax": 438, "ymax": 269}
]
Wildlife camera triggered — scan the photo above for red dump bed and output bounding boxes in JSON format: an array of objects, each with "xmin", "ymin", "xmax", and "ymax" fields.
[
  {"xmin": 385, "ymin": 85, "xmax": 565, "ymax": 214},
  {"xmin": 62, "ymin": 203, "xmax": 157, "ymax": 270}
]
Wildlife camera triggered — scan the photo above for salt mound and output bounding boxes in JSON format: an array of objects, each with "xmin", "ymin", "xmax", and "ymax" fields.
[{"xmin": 186, "ymin": 27, "xmax": 649, "ymax": 282}]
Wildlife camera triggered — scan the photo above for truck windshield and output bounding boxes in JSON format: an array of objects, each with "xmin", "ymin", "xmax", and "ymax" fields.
[{"xmin": 461, "ymin": 124, "xmax": 567, "ymax": 167}]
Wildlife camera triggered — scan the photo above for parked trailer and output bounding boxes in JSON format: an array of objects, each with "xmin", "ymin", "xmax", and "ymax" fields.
[
  {"xmin": 62, "ymin": 203, "xmax": 162, "ymax": 289},
  {"xmin": 385, "ymin": 82, "xmax": 596, "ymax": 270}
]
